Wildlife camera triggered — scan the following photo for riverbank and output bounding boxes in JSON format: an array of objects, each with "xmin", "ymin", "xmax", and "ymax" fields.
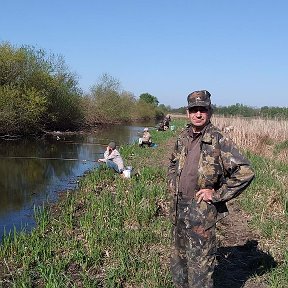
[
  {"xmin": 0, "ymin": 118, "xmax": 287, "ymax": 287},
  {"xmin": 0, "ymin": 122, "xmax": 177, "ymax": 287}
]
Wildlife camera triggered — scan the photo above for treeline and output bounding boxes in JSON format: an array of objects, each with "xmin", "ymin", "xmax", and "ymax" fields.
[
  {"xmin": 0, "ymin": 42, "xmax": 169, "ymax": 136},
  {"xmin": 214, "ymin": 103, "xmax": 288, "ymax": 119},
  {"xmin": 3, "ymin": 41, "xmax": 286, "ymax": 136},
  {"xmin": 170, "ymin": 103, "xmax": 288, "ymax": 119}
]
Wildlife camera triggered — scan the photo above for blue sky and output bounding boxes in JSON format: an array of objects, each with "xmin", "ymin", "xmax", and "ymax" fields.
[{"xmin": 1, "ymin": 0, "xmax": 287, "ymax": 108}]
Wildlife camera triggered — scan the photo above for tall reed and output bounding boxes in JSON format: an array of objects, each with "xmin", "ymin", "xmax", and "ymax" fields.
[{"xmin": 212, "ymin": 115, "xmax": 288, "ymax": 162}]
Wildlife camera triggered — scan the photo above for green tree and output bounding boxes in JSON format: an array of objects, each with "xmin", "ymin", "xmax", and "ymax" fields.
[
  {"xmin": 0, "ymin": 42, "xmax": 83, "ymax": 134},
  {"xmin": 139, "ymin": 93, "xmax": 159, "ymax": 107},
  {"xmin": 134, "ymin": 100, "xmax": 156, "ymax": 120},
  {"xmin": 84, "ymin": 73, "xmax": 136, "ymax": 124}
]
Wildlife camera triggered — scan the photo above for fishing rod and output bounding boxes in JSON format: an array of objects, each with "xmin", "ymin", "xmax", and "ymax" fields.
[
  {"xmin": 0, "ymin": 155, "xmax": 102, "ymax": 162},
  {"xmin": 61, "ymin": 142, "xmax": 108, "ymax": 146}
]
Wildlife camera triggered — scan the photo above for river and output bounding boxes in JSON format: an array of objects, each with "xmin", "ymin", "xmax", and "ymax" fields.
[{"xmin": 0, "ymin": 122, "xmax": 155, "ymax": 242}]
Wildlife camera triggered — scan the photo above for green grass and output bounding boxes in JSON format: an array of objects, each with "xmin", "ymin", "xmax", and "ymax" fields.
[
  {"xmin": 273, "ymin": 139, "xmax": 288, "ymax": 156},
  {"xmin": 239, "ymin": 153, "xmax": 288, "ymax": 287}
]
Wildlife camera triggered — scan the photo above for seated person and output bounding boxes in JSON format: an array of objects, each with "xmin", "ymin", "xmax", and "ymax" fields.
[
  {"xmin": 157, "ymin": 114, "xmax": 171, "ymax": 131},
  {"xmin": 98, "ymin": 142, "xmax": 124, "ymax": 173},
  {"xmin": 139, "ymin": 127, "xmax": 152, "ymax": 147},
  {"xmin": 157, "ymin": 121, "xmax": 168, "ymax": 131},
  {"xmin": 163, "ymin": 114, "xmax": 171, "ymax": 128},
  {"xmin": 157, "ymin": 121, "xmax": 164, "ymax": 131}
]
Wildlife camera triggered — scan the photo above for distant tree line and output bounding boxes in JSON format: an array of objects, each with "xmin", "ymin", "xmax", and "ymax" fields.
[
  {"xmin": 0, "ymin": 42, "xmax": 169, "ymax": 136},
  {"xmin": 2, "ymin": 42, "xmax": 286, "ymax": 136},
  {"xmin": 213, "ymin": 103, "xmax": 288, "ymax": 119},
  {"xmin": 170, "ymin": 103, "xmax": 288, "ymax": 119}
]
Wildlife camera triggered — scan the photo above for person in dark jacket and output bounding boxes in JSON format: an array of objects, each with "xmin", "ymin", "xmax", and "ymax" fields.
[
  {"xmin": 157, "ymin": 114, "xmax": 171, "ymax": 131},
  {"xmin": 167, "ymin": 90, "xmax": 255, "ymax": 288}
]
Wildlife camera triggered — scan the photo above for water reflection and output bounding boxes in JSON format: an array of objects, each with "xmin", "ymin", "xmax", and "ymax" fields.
[{"xmin": 0, "ymin": 122, "xmax": 154, "ymax": 241}]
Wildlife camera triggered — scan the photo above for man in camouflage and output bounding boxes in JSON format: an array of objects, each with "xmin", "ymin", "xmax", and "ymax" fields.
[{"xmin": 168, "ymin": 90, "xmax": 255, "ymax": 287}]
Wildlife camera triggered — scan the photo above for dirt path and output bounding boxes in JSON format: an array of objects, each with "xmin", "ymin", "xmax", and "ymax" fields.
[
  {"xmin": 161, "ymin": 136, "xmax": 275, "ymax": 288},
  {"xmin": 214, "ymin": 201, "xmax": 275, "ymax": 288}
]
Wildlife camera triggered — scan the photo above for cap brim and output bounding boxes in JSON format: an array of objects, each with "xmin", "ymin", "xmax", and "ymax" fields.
[{"xmin": 187, "ymin": 102, "xmax": 210, "ymax": 108}]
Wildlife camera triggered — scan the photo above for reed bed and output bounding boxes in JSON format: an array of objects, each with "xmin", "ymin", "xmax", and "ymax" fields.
[{"xmin": 212, "ymin": 115, "xmax": 288, "ymax": 162}]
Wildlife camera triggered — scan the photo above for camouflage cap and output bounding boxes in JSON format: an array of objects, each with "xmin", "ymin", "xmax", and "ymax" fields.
[{"xmin": 187, "ymin": 90, "xmax": 211, "ymax": 108}]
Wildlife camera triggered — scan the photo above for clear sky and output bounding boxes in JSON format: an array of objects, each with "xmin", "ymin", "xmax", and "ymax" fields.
[{"xmin": 1, "ymin": 0, "xmax": 287, "ymax": 108}]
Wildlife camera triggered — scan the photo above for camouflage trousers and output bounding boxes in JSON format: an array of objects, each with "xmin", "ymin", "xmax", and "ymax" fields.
[{"xmin": 170, "ymin": 199, "xmax": 217, "ymax": 288}]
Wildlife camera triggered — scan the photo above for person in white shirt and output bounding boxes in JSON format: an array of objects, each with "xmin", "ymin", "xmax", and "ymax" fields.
[
  {"xmin": 98, "ymin": 142, "xmax": 124, "ymax": 173},
  {"xmin": 139, "ymin": 127, "xmax": 152, "ymax": 147}
]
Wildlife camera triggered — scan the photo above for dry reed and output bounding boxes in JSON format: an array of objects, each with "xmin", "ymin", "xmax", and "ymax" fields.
[{"xmin": 212, "ymin": 115, "xmax": 288, "ymax": 162}]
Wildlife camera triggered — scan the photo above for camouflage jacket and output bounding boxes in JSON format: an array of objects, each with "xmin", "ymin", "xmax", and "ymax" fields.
[{"xmin": 168, "ymin": 122, "xmax": 255, "ymax": 222}]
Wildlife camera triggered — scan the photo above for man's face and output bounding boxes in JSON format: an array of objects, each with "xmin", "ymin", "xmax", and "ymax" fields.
[{"xmin": 186, "ymin": 106, "xmax": 211, "ymax": 132}]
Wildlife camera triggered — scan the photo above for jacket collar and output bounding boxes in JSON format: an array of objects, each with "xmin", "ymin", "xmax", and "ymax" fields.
[{"xmin": 186, "ymin": 122, "xmax": 213, "ymax": 144}]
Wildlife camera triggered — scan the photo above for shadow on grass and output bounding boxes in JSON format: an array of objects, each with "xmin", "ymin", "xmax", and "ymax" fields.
[{"xmin": 214, "ymin": 240, "xmax": 276, "ymax": 288}]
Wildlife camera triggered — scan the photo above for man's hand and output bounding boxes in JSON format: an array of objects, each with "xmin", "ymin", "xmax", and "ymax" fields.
[
  {"xmin": 196, "ymin": 188, "xmax": 214, "ymax": 204},
  {"xmin": 98, "ymin": 158, "xmax": 105, "ymax": 163}
]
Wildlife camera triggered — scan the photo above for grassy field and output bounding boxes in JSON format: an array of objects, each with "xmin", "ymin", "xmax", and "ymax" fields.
[{"xmin": 0, "ymin": 117, "xmax": 287, "ymax": 287}]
